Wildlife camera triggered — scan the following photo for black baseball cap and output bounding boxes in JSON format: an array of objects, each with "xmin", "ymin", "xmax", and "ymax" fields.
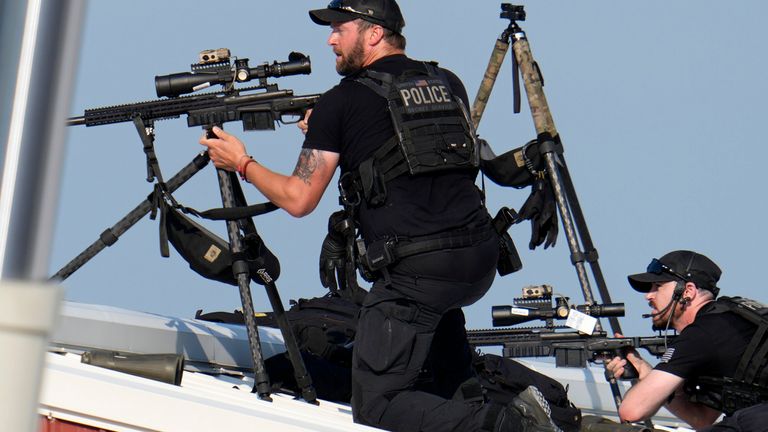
[
  {"xmin": 309, "ymin": 0, "xmax": 405, "ymax": 34},
  {"xmin": 628, "ymin": 250, "xmax": 721, "ymax": 296}
]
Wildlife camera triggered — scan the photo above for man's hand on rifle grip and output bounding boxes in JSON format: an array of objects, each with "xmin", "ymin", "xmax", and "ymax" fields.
[
  {"xmin": 298, "ymin": 108, "xmax": 313, "ymax": 135},
  {"xmin": 606, "ymin": 333, "xmax": 654, "ymax": 381},
  {"xmin": 200, "ymin": 126, "xmax": 248, "ymax": 171}
]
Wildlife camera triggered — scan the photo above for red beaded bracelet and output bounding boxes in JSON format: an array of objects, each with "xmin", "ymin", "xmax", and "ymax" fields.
[
  {"xmin": 239, "ymin": 158, "xmax": 256, "ymax": 182},
  {"xmin": 237, "ymin": 154, "xmax": 251, "ymax": 170}
]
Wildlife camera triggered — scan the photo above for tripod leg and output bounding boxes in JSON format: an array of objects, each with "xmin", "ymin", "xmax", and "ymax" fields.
[
  {"xmin": 227, "ymin": 176, "xmax": 318, "ymax": 404},
  {"xmin": 259, "ymin": 277, "xmax": 318, "ymax": 405},
  {"xmin": 471, "ymin": 36, "xmax": 511, "ymax": 130},
  {"xmin": 216, "ymin": 169, "xmax": 272, "ymax": 400},
  {"xmin": 509, "ymin": 32, "xmax": 602, "ymax": 313},
  {"xmin": 559, "ymin": 160, "xmax": 623, "ymax": 334},
  {"xmin": 50, "ymin": 151, "xmax": 211, "ymax": 281},
  {"xmin": 540, "ymin": 148, "xmax": 599, "ymax": 308}
]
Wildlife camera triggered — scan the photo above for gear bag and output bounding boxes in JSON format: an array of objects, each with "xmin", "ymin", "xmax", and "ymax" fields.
[
  {"xmin": 161, "ymin": 200, "xmax": 280, "ymax": 286},
  {"xmin": 470, "ymin": 352, "xmax": 582, "ymax": 432},
  {"xmin": 197, "ymin": 293, "xmax": 358, "ymax": 362},
  {"xmin": 196, "ymin": 293, "xmax": 358, "ymax": 402},
  {"xmin": 479, "ymin": 138, "xmax": 545, "ymax": 189}
]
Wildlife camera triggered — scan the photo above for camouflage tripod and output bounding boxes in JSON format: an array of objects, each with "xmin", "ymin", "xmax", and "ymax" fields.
[{"xmin": 471, "ymin": 3, "xmax": 641, "ymax": 420}]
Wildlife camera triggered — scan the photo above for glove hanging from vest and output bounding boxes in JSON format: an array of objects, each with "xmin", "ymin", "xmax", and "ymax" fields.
[
  {"xmin": 319, "ymin": 210, "xmax": 369, "ymax": 305},
  {"xmin": 516, "ymin": 175, "xmax": 558, "ymax": 250},
  {"xmin": 319, "ymin": 211, "xmax": 348, "ymax": 293}
]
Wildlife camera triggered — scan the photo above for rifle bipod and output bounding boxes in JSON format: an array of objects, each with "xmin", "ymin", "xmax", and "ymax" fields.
[{"xmin": 471, "ymin": 4, "xmax": 642, "ymax": 423}]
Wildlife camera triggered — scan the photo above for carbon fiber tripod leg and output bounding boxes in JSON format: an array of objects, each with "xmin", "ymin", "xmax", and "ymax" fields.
[
  {"xmin": 215, "ymin": 168, "xmax": 273, "ymax": 400},
  {"xmin": 261, "ymin": 277, "xmax": 318, "ymax": 405},
  {"xmin": 226, "ymin": 167, "xmax": 318, "ymax": 404},
  {"xmin": 218, "ymin": 168, "xmax": 317, "ymax": 404}
]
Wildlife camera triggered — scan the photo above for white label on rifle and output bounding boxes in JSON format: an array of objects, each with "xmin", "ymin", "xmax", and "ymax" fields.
[
  {"xmin": 566, "ymin": 309, "xmax": 597, "ymax": 334},
  {"xmin": 510, "ymin": 307, "xmax": 529, "ymax": 316}
]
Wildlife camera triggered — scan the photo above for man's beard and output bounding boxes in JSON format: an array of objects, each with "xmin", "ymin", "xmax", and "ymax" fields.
[
  {"xmin": 336, "ymin": 36, "xmax": 365, "ymax": 76},
  {"xmin": 650, "ymin": 299, "xmax": 682, "ymax": 329}
]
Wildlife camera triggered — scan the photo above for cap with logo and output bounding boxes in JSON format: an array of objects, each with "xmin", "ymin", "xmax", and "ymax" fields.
[
  {"xmin": 309, "ymin": 0, "xmax": 405, "ymax": 34},
  {"xmin": 627, "ymin": 250, "xmax": 721, "ymax": 297}
]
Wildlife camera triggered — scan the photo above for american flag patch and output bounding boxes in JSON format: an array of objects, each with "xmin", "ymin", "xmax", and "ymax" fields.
[
  {"xmin": 659, "ymin": 347, "xmax": 675, "ymax": 363},
  {"xmin": 415, "ymin": 79, "xmax": 428, "ymax": 86}
]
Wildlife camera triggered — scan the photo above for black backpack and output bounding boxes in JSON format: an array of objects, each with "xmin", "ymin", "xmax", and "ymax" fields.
[
  {"xmin": 196, "ymin": 293, "xmax": 358, "ymax": 363},
  {"xmin": 471, "ymin": 352, "xmax": 582, "ymax": 432}
]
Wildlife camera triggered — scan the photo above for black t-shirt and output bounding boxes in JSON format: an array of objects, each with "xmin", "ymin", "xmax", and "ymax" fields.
[
  {"xmin": 655, "ymin": 301, "xmax": 755, "ymax": 381},
  {"xmin": 303, "ymin": 54, "xmax": 488, "ymax": 242}
]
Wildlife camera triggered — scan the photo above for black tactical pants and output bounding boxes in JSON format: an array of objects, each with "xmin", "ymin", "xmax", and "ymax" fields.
[
  {"xmin": 701, "ymin": 403, "xmax": 768, "ymax": 432},
  {"xmin": 351, "ymin": 235, "xmax": 499, "ymax": 432}
]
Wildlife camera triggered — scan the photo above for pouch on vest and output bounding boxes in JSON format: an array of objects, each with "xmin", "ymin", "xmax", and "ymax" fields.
[
  {"xmin": 161, "ymin": 202, "xmax": 280, "ymax": 286},
  {"xmin": 479, "ymin": 138, "xmax": 543, "ymax": 189}
]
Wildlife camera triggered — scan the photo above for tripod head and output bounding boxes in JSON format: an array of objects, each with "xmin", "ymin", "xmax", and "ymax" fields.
[{"xmin": 500, "ymin": 4, "xmax": 525, "ymax": 22}]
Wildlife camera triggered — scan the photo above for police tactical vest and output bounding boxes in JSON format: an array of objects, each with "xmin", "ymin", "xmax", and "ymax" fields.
[
  {"xmin": 352, "ymin": 62, "xmax": 479, "ymax": 207},
  {"xmin": 685, "ymin": 296, "xmax": 768, "ymax": 415}
]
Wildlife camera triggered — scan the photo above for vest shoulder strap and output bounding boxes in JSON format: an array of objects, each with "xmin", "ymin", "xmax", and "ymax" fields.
[{"xmin": 702, "ymin": 296, "xmax": 768, "ymax": 385}]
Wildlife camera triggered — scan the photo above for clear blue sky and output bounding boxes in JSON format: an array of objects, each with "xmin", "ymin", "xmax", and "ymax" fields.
[{"xmin": 52, "ymin": 1, "xmax": 768, "ymax": 338}]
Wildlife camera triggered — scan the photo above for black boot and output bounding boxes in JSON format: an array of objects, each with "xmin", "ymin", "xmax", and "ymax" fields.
[{"xmin": 495, "ymin": 386, "xmax": 561, "ymax": 432}]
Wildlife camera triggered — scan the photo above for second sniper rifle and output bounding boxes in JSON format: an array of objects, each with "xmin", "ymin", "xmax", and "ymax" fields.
[{"xmin": 467, "ymin": 287, "xmax": 675, "ymax": 380}]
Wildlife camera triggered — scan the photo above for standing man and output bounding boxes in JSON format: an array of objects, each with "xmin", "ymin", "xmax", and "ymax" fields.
[
  {"xmin": 607, "ymin": 250, "xmax": 768, "ymax": 431},
  {"xmin": 200, "ymin": 1, "xmax": 559, "ymax": 431}
]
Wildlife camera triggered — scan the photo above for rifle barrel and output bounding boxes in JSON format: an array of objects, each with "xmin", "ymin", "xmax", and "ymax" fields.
[{"xmin": 67, "ymin": 116, "xmax": 85, "ymax": 127}]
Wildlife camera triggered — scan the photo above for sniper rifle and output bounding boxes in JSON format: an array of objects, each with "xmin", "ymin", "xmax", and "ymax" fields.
[{"xmin": 68, "ymin": 50, "xmax": 320, "ymax": 131}]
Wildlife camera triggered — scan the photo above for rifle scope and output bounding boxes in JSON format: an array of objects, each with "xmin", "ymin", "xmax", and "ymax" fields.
[
  {"xmin": 155, "ymin": 51, "xmax": 311, "ymax": 98},
  {"xmin": 492, "ymin": 301, "xmax": 625, "ymax": 327}
]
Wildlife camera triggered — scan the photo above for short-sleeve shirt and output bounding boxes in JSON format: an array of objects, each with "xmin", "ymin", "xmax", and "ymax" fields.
[
  {"xmin": 303, "ymin": 54, "xmax": 488, "ymax": 243},
  {"xmin": 655, "ymin": 301, "xmax": 755, "ymax": 381}
]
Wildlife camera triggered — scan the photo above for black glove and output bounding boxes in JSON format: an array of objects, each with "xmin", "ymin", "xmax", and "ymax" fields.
[
  {"xmin": 516, "ymin": 176, "xmax": 558, "ymax": 250},
  {"xmin": 319, "ymin": 210, "xmax": 352, "ymax": 291},
  {"xmin": 319, "ymin": 233, "xmax": 347, "ymax": 291}
]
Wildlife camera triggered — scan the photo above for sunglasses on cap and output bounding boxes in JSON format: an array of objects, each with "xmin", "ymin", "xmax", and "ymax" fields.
[
  {"xmin": 328, "ymin": 0, "xmax": 369, "ymax": 17},
  {"xmin": 646, "ymin": 258, "xmax": 690, "ymax": 282}
]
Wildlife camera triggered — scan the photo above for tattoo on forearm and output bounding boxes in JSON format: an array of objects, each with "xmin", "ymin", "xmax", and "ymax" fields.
[{"xmin": 293, "ymin": 148, "xmax": 324, "ymax": 185}]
